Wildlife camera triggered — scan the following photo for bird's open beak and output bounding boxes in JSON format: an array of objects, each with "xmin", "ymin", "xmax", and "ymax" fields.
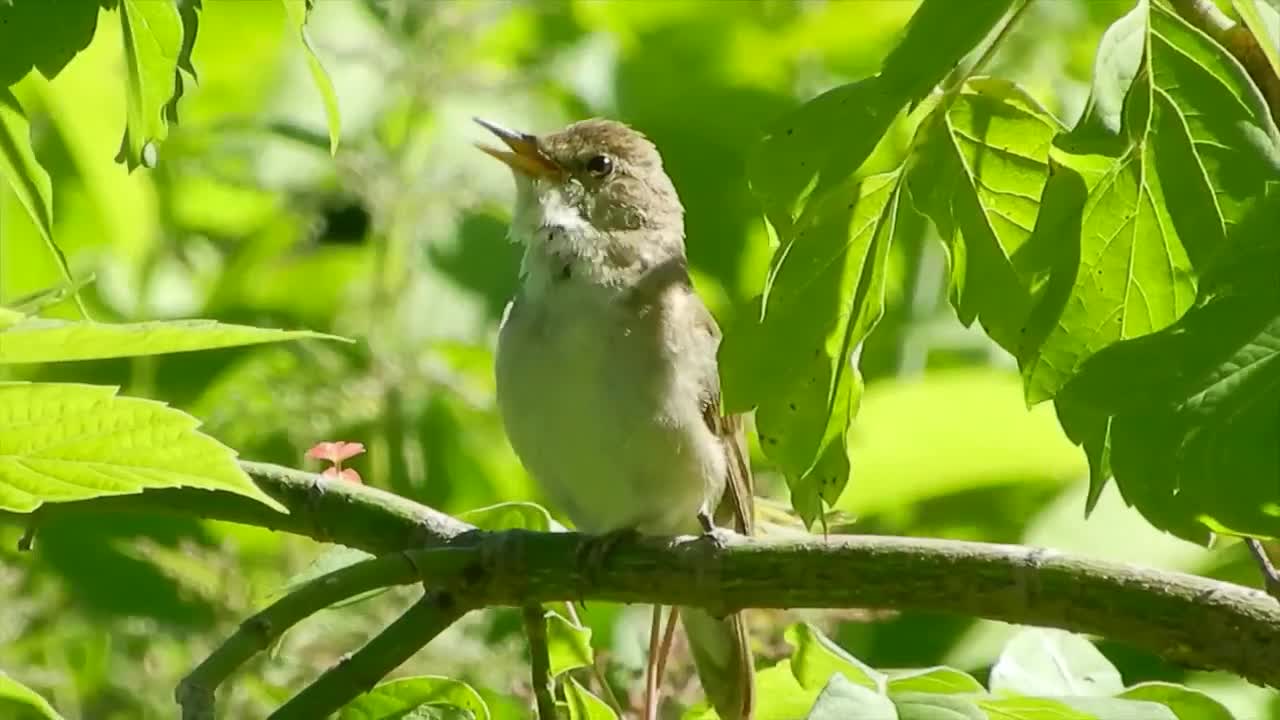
[{"xmin": 473, "ymin": 117, "xmax": 562, "ymax": 179}]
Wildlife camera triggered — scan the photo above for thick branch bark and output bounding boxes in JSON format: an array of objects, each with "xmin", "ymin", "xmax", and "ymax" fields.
[{"xmin": 5, "ymin": 461, "xmax": 1280, "ymax": 691}]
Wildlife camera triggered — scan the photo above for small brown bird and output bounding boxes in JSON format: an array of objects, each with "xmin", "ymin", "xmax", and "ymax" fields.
[{"xmin": 476, "ymin": 116, "xmax": 756, "ymax": 719}]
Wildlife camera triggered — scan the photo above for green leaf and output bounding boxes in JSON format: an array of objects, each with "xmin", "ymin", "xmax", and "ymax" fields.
[
  {"xmin": 743, "ymin": 77, "xmax": 900, "ymax": 236},
  {"xmin": 0, "ymin": 0, "xmax": 104, "ymax": 87},
  {"xmin": 805, "ymin": 673, "xmax": 897, "ymax": 720},
  {"xmin": 0, "ymin": 382, "xmax": 286, "ymax": 513},
  {"xmin": 1120, "ymin": 682, "xmax": 1238, "ymax": 720},
  {"xmin": 785, "ymin": 622, "xmax": 885, "ymax": 691},
  {"xmin": 886, "ymin": 668, "xmax": 985, "ymax": 695},
  {"xmin": 0, "ymin": 90, "xmax": 80, "ymax": 312},
  {"xmin": 724, "ymin": 171, "xmax": 902, "ymax": 524},
  {"xmin": 892, "ymin": 692, "xmax": 986, "ymax": 720},
  {"xmin": 563, "ymin": 676, "xmax": 617, "ymax": 720},
  {"xmin": 115, "ymin": 0, "xmax": 183, "ymax": 170},
  {"xmin": 1023, "ymin": 0, "xmax": 1280, "ymax": 400},
  {"xmin": 458, "ymin": 501, "xmax": 566, "ymax": 532},
  {"xmin": 1047, "ymin": 191, "xmax": 1280, "ymax": 539},
  {"xmin": 1054, "ymin": 697, "xmax": 1178, "ymax": 720},
  {"xmin": 976, "ymin": 696, "xmax": 1097, "ymax": 720},
  {"xmin": 281, "ymin": 0, "xmax": 341, "ymax": 155},
  {"xmin": 338, "ymin": 675, "xmax": 489, "ymax": 720},
  {"xmin": 989, "ymin": 628, "xmax": 1122, "ymax": 697},
  {"xmin": 736, "ymin": 660, "xmax": 823, "ymax": 720},
  {"xmin": 0, "ymin": 318, "xmax": 347, "ymax": 364},
  {"xmin": 878, "ymin": 0, "xmax": 1018, "ymax": 106},
  {"xmin": 0, "ymin": 671, "xmax": 65, "ymax": 720},
  {"xmin": 545, "ymin": 610, "xmax": 593, "ymax": 677},
  {"xmin": 1232, "ymin": 0, "xmax": 1280, "ymax": 85},
  {"xmin": 908, "ymin": 77, "xmax": 1065, "ymax": 353}
]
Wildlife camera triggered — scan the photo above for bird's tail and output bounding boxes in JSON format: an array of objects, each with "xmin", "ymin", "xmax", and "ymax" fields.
[{"xmin": 681, "ymin": 606, "xmax": 754, "ymax": 720}]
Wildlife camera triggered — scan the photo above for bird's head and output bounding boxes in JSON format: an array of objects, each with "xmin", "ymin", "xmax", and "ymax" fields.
[{"xmin": 475, "ymin": 117, "xmax": 685, "ymax": 286}]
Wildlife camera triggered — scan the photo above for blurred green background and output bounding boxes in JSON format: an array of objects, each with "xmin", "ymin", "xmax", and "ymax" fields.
[{"xmin": 1, "ymin": 0, "xmax": 1276, "ymax": 717}]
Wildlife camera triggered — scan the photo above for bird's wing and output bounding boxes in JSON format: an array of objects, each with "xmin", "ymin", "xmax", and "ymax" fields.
[{"xmin": 695, "ymin": 307, "xmax": 755, "ymax": 537}]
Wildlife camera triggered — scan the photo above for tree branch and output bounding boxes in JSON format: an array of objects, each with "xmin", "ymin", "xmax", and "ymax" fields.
[
  {"xmin": 1168, "ymin": 0, "xmax": 1280, "ymax": 127},
  {"xmin": 6, "ymin": 461, "xmax": 1280, "ymax": 695}
]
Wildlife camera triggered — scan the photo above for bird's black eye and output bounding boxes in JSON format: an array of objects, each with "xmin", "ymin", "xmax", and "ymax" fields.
[{"xmin": 585, "ymin": 154, "xmax": 613, "ymax": 176}]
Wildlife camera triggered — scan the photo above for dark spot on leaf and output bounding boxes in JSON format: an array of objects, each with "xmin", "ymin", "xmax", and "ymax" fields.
[
  {"xmin": 799, "ymin": 161, "xmax": 806, "ymax": 168},
  {"xmin": 764, "ymin": 436, "xmax": 778, "ymax": 445},
  {"xmin": 436, "ymin": 591, "xmax": 456, "ymax": 611},
  {"xmin": 786, "ymin": 128, "xmax": 794, "ymax": 136},
  {"xmin": 788, "ymin": 402, "xmax": 797, "ymax": 411}
]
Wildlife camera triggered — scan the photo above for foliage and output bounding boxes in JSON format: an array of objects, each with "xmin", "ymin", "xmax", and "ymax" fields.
[{"xmin": 1, "ymin": 0, "xmax": 1279, "ymax": 718}]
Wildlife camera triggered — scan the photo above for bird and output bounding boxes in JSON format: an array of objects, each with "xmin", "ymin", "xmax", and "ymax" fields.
[{"xmin": 475, "ymin": 116, "xmax": 756, "ymax": 720}]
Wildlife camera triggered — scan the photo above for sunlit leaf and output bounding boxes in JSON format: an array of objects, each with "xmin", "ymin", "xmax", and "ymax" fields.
[
  {"xmin": 459, "ymin": 501, "xmax": 566, "ymax": 532},
  {"xmin": 724, "ymin": 172, "xmax": 902, "ymax": 524},
  {"xmin": 0, "ymin": 382, "xmax": 286, "ymax": 513},
  {"xmin": 0, "ymin": 671, "xmax": 65, "ymax": 720},
  {"xmin": 563, "ymin": 676, "xmax": 617, "ymax": 720},
  {"xmin": 804, "ymin": 673, "xmax": 896, "ymax": 720},
  {"xmin": 892, "ymin": 692, "xmax": 986, "ymax": 720},
  {"xmin": 989, "ymin": 628, "xmax": 1122, "ymax": 697},
  {"xmin": 338, "ymin": 675, "xmax": 489, "ymax": 720},
  {"xmin": 1024, "ymin": 0, "xmax": 1280, "ymax": 400},
  {"xmin": 1055, "ymin": 697, "xmax": 1179, "ymax": 720},
  {"xmin": 785, "ymin": 623, "xmax": 885, "ymax": 691},
  {"xmin": 115, "ymin": 0, "xmax": 183, "ymax": 170},
  {"xmin": 1120, "ymin": 682, "xmax": 1238, "ymax": 720},
  {"xmin": 545, "ymin": 610, "xmax": 593, "ymax": 677},
  {"xmin": 0, "ymin": 318, "xmax": 347, "ymax": 364},
  {"xmin": 280, "ymin": 0, "xmax": 341, "ymax": 155},
  {"xmin": 0, "ymin": 90, "xmax": 79, "ymax": 312},
  {"xmin": 976, "ymin": 696, "xmax": 1097, "ymax": 720},
  {"xmin": 886, "ymin": 667, "xmax": 985, "ymax": 695},
  {"xmin": 908, "ymin": 77, "xmax": 1065, "ymax": 353}
]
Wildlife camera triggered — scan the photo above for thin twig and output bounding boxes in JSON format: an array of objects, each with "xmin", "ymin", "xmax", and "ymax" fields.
[
  {"xmin": 176, "ymin": 552, "xmax": 422, "ymax": 719},
  {"xmin": 1246, "ymin": 539, "xmax": 1280, "ymax": 600},
  {"xmin": 523, "ymin": 603, "xmax": 559, "ymax": 720},
  {"xmin": 269, "ymin": 590, "xmax": 474, "ymax": 719}
]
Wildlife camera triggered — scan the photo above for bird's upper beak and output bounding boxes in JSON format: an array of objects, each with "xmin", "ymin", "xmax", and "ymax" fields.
[{"xmin": 473, "ymin": 118, "xmax": 562, "ymax": 179}]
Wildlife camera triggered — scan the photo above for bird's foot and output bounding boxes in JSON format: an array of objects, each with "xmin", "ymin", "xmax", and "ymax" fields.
[
  {"xmin": 575, "ymin": 527, "xmax": 641, "ymax": 604},
  {"xmin": 696, "ymin": 508, "xmax": 734, "ymax": 551}
]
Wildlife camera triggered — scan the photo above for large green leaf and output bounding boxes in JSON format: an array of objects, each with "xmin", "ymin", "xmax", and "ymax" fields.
[
  {"xmin": 886, "ymin": 668, "xmax": 985, "ymax": 696},
  {"xmin": 723, "ymin": 171, "xmax": 902, "ymax": 524},
  {"xmin": 1120, "ymin": 683, "xmax": 1237, "ymax": 720},
  {"xmin": 0, "ymin": 0, "xmax": 105, "ymax": 87},
  {"xmin": 907, "ymin": 77, "xmax": 1065, "ymax": 352},
  {"xmin": 0, "ymin": 318, "xmax": 345, "ymax": 364},
  {"xmin": 281, "ymin": 0, "xmax": 341, "ymax": 155},
  {"xmin": 786, "ymin": 623, "xmax": 885, "ymax": 691},
  {"xmin": 563, "ymin": 677, "xmax": 617, "ymax": 720},
  {"xmin": 458, "ymin": 501, "xmax": 566, "ymax": 532},
  {"xmin": 0, "ymin": 90, "xmax": 79, "ymax": 309},
  {"xmin": 975, "ymin": 696, "xmax": 1096, "ymax": 720},
  {"xmin": 892, "ymin": 693, "xmax": 986, "ymax": 720},
  {"xmin": 989, "ymin": 629, "xmax": 1122, "ymax": 697},
  {"xmin": 115, "ymin": 0, "xmax": 182, "ymax": 170},
  {"xmin": 805, "ymin": 674, "xmax": 897, "ymax": 720},
  {"xmin": 1023, "ymin": 0, "xmax": 1280, "ymax": 401},
  {"xmin": 545, "ymin": 610, "xmax": 593, "ymax": 678},
  {"xmin": 0, "ymin": 382, "xmax": 285, "ymax": 513},
  {"xmin": 338, "ymin": 676, "xmax": 489, "ymax": 720},
  {"xmin": 877, "ymin": 0, "xmax": 1018, "ymax": 106},
  {"xmin": 0, "ymin": 671, "xmax": 65, "ymax": 720}
]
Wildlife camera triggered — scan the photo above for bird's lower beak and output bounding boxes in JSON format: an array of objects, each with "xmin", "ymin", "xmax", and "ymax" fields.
[{"xmin": 473, "ymin": 118, "xmax": 562, "ymax": 179}]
